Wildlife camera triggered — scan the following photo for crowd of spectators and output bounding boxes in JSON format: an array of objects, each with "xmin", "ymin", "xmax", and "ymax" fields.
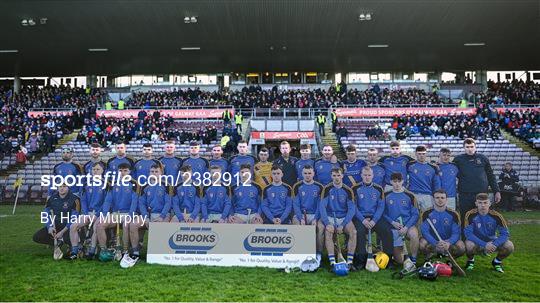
[
  {"xmin": 126, "ymin": 85, "xmax": 449, "ymax": 109},
  {"xmin": 473, "ymin": 80, "xmax": 540, "ymax": 106},
  {"xmin": 498, "ymin": 108, "xmax": 539, "ymax": 147},
  {"xmin": 77, "ymin": 114, "xmax": 221, "ymax": 147},
  {"xmin": 0, "ymin": 85, "xmax": 101, "ymax": 159},
  {"xmin": 391, "ymin": 109, "xmax": 502, "ymax": 140}
]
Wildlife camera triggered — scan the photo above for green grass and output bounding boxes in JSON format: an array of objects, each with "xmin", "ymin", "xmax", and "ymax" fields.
[{"xmin": 1, "ymin": 206, "xmax": 539, "ymax": 302}]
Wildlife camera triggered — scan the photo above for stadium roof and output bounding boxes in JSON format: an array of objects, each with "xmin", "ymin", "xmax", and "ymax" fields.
[{"xmin": 1, "ymin": 0, "xmax": 539, "ymax": 76}]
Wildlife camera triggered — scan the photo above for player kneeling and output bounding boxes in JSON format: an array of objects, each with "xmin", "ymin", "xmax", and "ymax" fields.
[
  {"xmin": 464, "ymin": 193, "xmax": 514, "ymax": 273},
  {"xmin": 419, "ymin": 189, "xmax": 465, "ymax": 260},
  {"xmin": 229, "ymin": 164, "xmax": 264, "ymax": 224},
  {"xmin": 68, "ymin": 162, "xmax": 106, "ymax": 260},
  {"xmin": 171, "ymin": 165, "xmax": 202, "ymax": 223},
  {"xmin": 292, "ymin": 165, "xmax": 325, "ymax": 265},
  {"xmin": 383, "ymin": 173, "xmax": 420, "ymax": 266},
  {"xmin": 261, "ymin": 165, "xmax": 293, "ymax": 224},
  {"xmin": 201, "ymin": 165, "xmax": 232, "ymax": 223},
  {"xmin": 128, "ymin": 164, "xmax": 172, "ymax": 264},
  {"xmin": 320, "ymin": 168, "xmax": 357, "ymax": 270}
]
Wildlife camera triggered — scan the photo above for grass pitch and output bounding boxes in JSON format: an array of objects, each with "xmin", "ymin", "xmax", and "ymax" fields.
[{"xmin": 1, "ymin": 206, "xmax": 539, "ymax": 302}]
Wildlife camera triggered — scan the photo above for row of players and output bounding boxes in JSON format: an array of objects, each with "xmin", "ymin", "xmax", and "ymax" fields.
[
  {"xmin": 35, "ymin": 160, "xmax": 513, "ymax": 273},
  {"xmin": 51, "ymin": 138, "xmax": 476, "ymax": 216}
]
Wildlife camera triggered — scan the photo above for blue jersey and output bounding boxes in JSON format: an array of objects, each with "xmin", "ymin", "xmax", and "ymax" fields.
[
  {"xmin": 106, "ymin": 156, "xmax": 135, "ymax": 174},
  {"xmin": 370, "ymin": 163, "xmax": 386, "ymax": 187},
  {"xmin": 102, "ymin": 180, "xmax": 140, "ymax": 215},
  {"xmin": 420, "ymin": 208, "xmax": 461, "ymax": 245},
  {"xmin": 201, "ymin": 185, "xmax": 232, "ymax": 220},
  {"xmin": 138, "ymin": 184, "xmax": 172, "ymax": 218},
  {"xmin": 464, "ymin": 209, "xmax": 509, "ymax": 248},
  {"xmin": 229, "ymin": 154, "xmax": 256, "ymax": 177},
  {"xmin": 292, "ymin": 181, "xmax": 324, "ymax": 221},
  {"xmin": 383, "ymin": 190, "xmax": 419, "ymax": 228},
  {"xmin": 262, "ymin": 183, "xmax": 293, "ymax": 222},
  {"xmin": 319, "ymin": 185, "xmax": 355, "ymax": 227},
  {"xmin": 84, "ymin": 160, "xmax": 106, "ymax": 175},
  {"xmin": 159, "ymin": 156, "xmax": 183, "ymax": 185},
  {"xmin": 183, "ymin": 157, "xmax": 209, "ymax": 181},
  {"xmin": 314, "ymin": 158, "xmax": 341, "ymax": 185},
  {"xmin": 407, "ymin": 161, "xmax": 441, "ymax": 194},
  {"xmin": 342, "ymin": 159, "xmax": 367, "ymax": 188},
  {"xmin": 231, "ymin": 183, "xmax": 263, "ymax": 215},
  {"xmin": 134, "ymin": 159, "xmax": 161, "ymax": 180},
  {"xmin": 380, "ymin": 155, "xmax": 413, "ymax": 186},
  {"xmin": 51, "ymin": 161, "xmax": 83, "ymax": 195},
  {"xmin": 295, "ymin": 158, "xmax": 315, "ymax": 181},
  {"xmin": 209, "ymin": 158, "xmax": 229, "ymax": 175},
  {"xmin": 439, "ymin": 163, "xmax": 459, "ymax": 198},
  {"xmin": 80, "ymin": 183, "xmax": 106, "ymax": 215},
  {"xmin": 172, "ymin": 184, "xmax": 202, "ymax": 221},
  {"xmin": 352, "ymin": 182, "xmax": 385, "ymax": 223}
]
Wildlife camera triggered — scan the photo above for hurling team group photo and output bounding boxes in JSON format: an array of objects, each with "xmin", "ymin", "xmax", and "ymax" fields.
[{"xmin": 1, "ymin": 0, "xmax": 539, "ymax": 302}]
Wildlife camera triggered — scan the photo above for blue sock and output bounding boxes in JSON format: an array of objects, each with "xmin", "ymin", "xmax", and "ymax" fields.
[
  {"xmin": 410, "ymin": 256, "xmax": 417, "ymax": 263},
  {"xmin": 89, "ymin": 246, "xmax": 96, "ymax": 254},
  {"xmin": 71, "ymin": 246, "xmax": 79, "ymax": 254},
  {"xmin": 493, "ymin": 257, "xmax": 502, "ymax": 264},
  {"xmin": 347, "ymin": 253, "xmax": 354, "ymax": 263},
  {"xmin": 329, "ymin": 255, "xmax": 336, "ymax": 264}
]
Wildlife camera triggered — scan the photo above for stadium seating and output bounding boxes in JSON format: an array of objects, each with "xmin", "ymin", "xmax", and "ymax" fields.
[{"xmin": 339, "ymin": 119, "xmax": 540, "ymax": 189}]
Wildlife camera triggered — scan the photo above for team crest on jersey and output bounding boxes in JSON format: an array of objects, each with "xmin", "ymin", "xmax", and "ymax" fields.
[
  {"xmin": 444, "ymin": 218, "xmax": 450, "ymax": 225},
  {"xmin": 249, "ymin": 191, "xmax": 255, "ymax": 197},
  {"xmin": 477, "ymin": 223, "xmax": 481, "ymax": 228},
  {"xmin": 88, "ymin": 188, "xmax": 92, "ymax": 193},
  {"xmin": 359, "ymin": 193, "xmax": 364, "ymax": 199},
  {"xmin": 476, "ymin": 159, "xmax": 482, "ymax": 165},
  {"xmin": 432, "ymin": 218, "xmax": 437, "ymax": 224},
  {"xmin": 414, "ymin": 169, "xmax": 418, "ymax": 174},
  {"xmin": 281, "ymin": 192, "xmax": 286, "ymax": 198},
  {"xmin": 138, "ymin": 165, "xmax": 143, "ymax": 170},
  {"xmin": 115, "ymin": 187, "xmax": 119, "ymax": 192},
  {"xmin": 302, "ymin": 191, "xmax": 306, "ymax": 196},
  {"xmin": 319, "ymin": 165, "xmax": 323, "ymax": 170},
  {"xmin": 180, "ymin": 191, "xmax": 184, "ymax": 196},
  {"xmin": 58, "ymin": 169, "xmax": 63, "ymax": 174},
  {"xmin": 238, "ymin": 191, "xmax": 242, "ymax": 197},
  {"xmin": 218, "ymin": 192, "xmax": 224, "ymax": 198},
  {"xmin": 390, "ymin": 161, "xmax": 394, "ymax": 166},
  {"xmin": 389, "ymin": 199, "xmax": 394, "ymax": 204},
  {"xmin": 401, "ymin": 200, "xmax": 407, "ymax": 206},
  {"xmin": 63, "ymin": 202, "xmax": 68, "ymax": 209}
]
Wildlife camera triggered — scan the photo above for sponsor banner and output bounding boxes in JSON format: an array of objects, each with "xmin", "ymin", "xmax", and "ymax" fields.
[
  {"xmin": 96, "ymin": 108, "xmax": 234, "ymax": 119},
  {"xmin": 251, "ymin": 131, "xmax": 315, "ymax": 140},
  {"xmin": 334, "ymin": 107, "xmax": 477, "ymax": 118},
  {"xmin": 28, "ymin": 111, "xmax": 73, "ymax": 117},
  {"xmin": 147, "ymin": 223, "xmax": 315, "ymax": 268},
  {"xmin": 496, "ymin": 107, "xmax": 540, "ymax": 114}
]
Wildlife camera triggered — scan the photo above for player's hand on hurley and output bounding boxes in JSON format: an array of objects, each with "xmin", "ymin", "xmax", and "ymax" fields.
[
  {"xmin": 362, "ymin": 219, "xmax": 372, "ymax": 229},
  {"xmin": 186, "ymin": 217, "xmax": 194, "ymax": 223},
  {"xmin": 398, "ymin": 226, "xmax": 408, "ymax": 236},
  {"xmin": 273, "ymin": 218, "xmax": 281, "ymax": 225},
  {"xmin": 485, "ymin": 242, "xmax": 497, "ymax": 254},
  {"xmin": 494, "ymin": 192, "xmax": 501, "ymax": 204},
  {"xmin": 392, "ymin": 221, "xmax": 403, "ymax": 230},
  {"xmin": 48, "ymin": 227, "xmax": 56, "ymax": 236}
]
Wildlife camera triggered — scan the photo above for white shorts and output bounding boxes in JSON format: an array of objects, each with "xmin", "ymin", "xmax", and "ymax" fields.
[
  {"xmin": 327, "ymin": 217, "xmax": 345, "ymax": 226},
  {"xmin": 447, "ymin": 197, "xmax": 456, "ymax": 210},
  {"xmin": 150, "ymin": 213, "xmax": 169, "ymax": 222},
  {"xmin": 392, "ymin": 229, "xmax": 405, "ymax": 247},
  {"xmin": 233, "ymin": 213, "xmax": 260, "ymax": 223},
  {"xmin": 414, "ymin": 193, "xmax": 434, "ymax": 211},
  {"xmin": 206, "ymin": 214, "xmax": 225, "ymax": 222}
]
